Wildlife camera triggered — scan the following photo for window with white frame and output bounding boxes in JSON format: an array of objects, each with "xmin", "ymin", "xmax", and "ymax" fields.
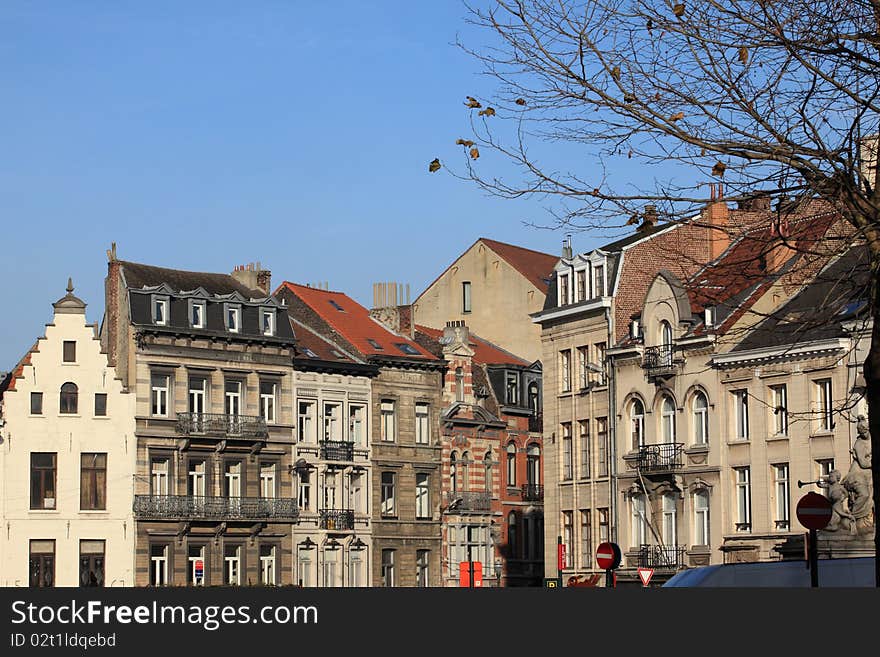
[
  {"xmin": 298, "ymin": 401, "xmax": 316, "ymax": 443},
  {"xmin": 224, "ymin": 544, "xmax": 241, "ymax": 585},
  {"xmin": 260, "ymin": 308, "xmax": 276, "ymax": 336},
  {"xmin": 661, "ymin": 395, "xmax": 676, "ymax": 443},
  {"xmin": 224, "ymin": 380, "xmax": 242, "ymax": 417},
  {"xmin": 190, "ymin": 300, "xmax": 205, "ymax": 329},
  {"xmin": 771, "ymin": 384, "xmax": 788, "ymax": 435},
  {"xmin": 323, "ymin": 402, "xmax": 342, "ymax": 441},
  {"xmin": 580, "ymin": 510, "xmax": 592, "ymax": 569},
  {"xmin": 298, "ymin": 470, "xmax": 311, "ymax": 510},
  {"xmin": 576, "ymin": 268, "xmax": 587, "ymax": 302},
  {"xmin": 350, "ymin": 546, "xmax": 365, "ymax": 587},
  {"xmin": 380, "ymin": 400, "xmax": 396, "ymax": 442},
  {"xmin": 562, "ymin": 511, "xmax": 574, "ymax": 569},
  {"xmin": 151, "ymin": 373, "xmax": 169, "ymax": 417},
  {"xmin": 694, "ymin": 490, "xmax": 710, "ymax": 546},
  {"xmin": 381, "ymin": 472, "xmax": 396, "ymax": 516},
  {"xmin": 260, "ymin": 462, "xmax": 276, "ymax": 499},
  {"xmin": 734, "ymin": 467, "xmax": 751, "ymax": 531},
  {"xmin": 462, "ymin": 281, "xmax": 472, "ymax": 313},
  {"xmin": 188, "ymin": 377, "xmax": 206, "ymax": 419},
  {"xmin": 560, "ymin": 350, "xmax": 571, "ymax": 392},
  {"xmin": 260, "ymin": 381, "xmax": 277, "ymax": 424},
  {"xmin": 505, "ymin": 372, "xmax": 519, "ymax": 405},
  {"xmin": 416, "ymin": 550, "xmax": 430, "ymax": 587},
  {"xmin": 597, "ymin": 418, "xmax": 608, "ymax": 477},
  {"xmin": 415, "ymin": 403, "xmax": 430, "ymax": 445},
  {"xmin": 631, "ymin": 494, "xmax": 647, "ymax": 548},
  {"xmin": 225, "ymin": 305, "xmax": 241, "ymax": 333},
  {"xmin": 323, "ymin": 471, "xmax": 338, "ymax": 510},
  {"xmin": 774, "ymin": 463, "xmax": 790, "ymax": 530},
  {"xmin": 577, "ymin": 346, "xmax": 589, "ymax": 389},
  {"xmin": 562, "ymin": 423, "xmax": 573, "ymax": 480},
  {"xmin": 151, "ymin": 457, "xmax": 169, "ymax": 495},
  {"xmin": 260, "ymin": 544, "xmax": 276, "ymax": 585},
  {"xmin": 297, "ymin": 545, "xmax": 314, "ymax": 587},
  {"xmin": 349, "ymin": 404, "xmax": 366, "ymax": 446},
  {"xmin": 558, "ymin": 273, "xmax": 570, "ymax": 306},
  {"xmin": 815, "ymin": 378, "xmax": 833, "ymax": 432},
  {"xmin": 506, "ymin": 442, "xmax": 516, "ymax": 487},
  {"xmin": 484, "ymin": 450, "xmax": 493, "ymax": 493},
  {"xmin": 455, "ymin": 368, "xmax": 464, "ymax": 402},
  {"xmin": 594, "ymin": 342, "xmax": 607, "ymax": 385},
  {"xmin": 630, "ymin": 398, "xmax": 645, "ymax": 450},
  {"xmin": 579, "ymin": 420, "xmax": 590, "ymax": 479},
  {"xmin": 662, "ymin": 494, "xmax": 677, "ymax": 546},
  {"xmin": 152, "ymin": 296, "xmax": 169, "ymax": 326},
  {"xmin": 734, "ymin": 389, "xmax": 749, "ymax": 439},
  {"xmin": 381, "ymin": 549, "xmax": 395, "ymax": 587},
  {"xmin": 599, "ymin": 508, "xmax": 609, "ymax": 544},
  {"xmin": 349, "ymin": 472, "xmax": 363, "ymax": 513},
  {"xmin": 188, "ymin": 544, "xmax": 206, "ymax": 586},
  {"xmin": 592, "ymin": 263, "xmax": 605, "ymax": 297},
  {"xmin": 323, "ymin": 547, "xmax": 339, "ymax": 587},
  {"xmin": 692, "ymin": 391, "xmax": 709, "ymax": 445},
  {"xmin": 415, "ymin": 473, "xmax": 430, "ymax": 519},
  {"xmin": 150, "ymin": 544, "xmax": 169, "ymax": 586}
]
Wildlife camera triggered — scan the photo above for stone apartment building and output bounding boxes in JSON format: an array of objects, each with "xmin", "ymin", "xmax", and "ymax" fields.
[
  {"xmin": 415, "ymin": 321, "xmax": 544, "ymax": 586},
  {"xmin": 276, "ymin": 282, "xmax": 445, "ymax": 587},
  {"xmin": 102, "ymin": 251, "xmax": 301, "ymax": 586},
  {"xmin": 0, "ymin": 282, "xmax": 135, "ymax": 586},
  {"xmin": 413, "ymin": 238, "xmax": 558, "ymax": 363}
]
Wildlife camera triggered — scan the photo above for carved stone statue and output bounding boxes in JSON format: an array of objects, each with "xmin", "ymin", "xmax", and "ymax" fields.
[
  {"xmin": 841, "ymin": 415, "xmax": 874, "ymax": 534},
  {"xmin": 817, "ymin": 469, "xmax": 854, "ymax": 532}
]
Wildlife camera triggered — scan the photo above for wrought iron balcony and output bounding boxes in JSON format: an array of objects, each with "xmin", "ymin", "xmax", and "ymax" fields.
[
  {"xmin": 628, "ymin": 443, "xmax": 684, "ymax": 473},
  {"xmin": 319, "ymin": 509, "xmax": 355, "ymax": 531},
  {"xmin": 320, "ymin": 440, "xmax": 355, "ymax": 461},
  {"xmin": 642, "ymin": 345, "xmax": 678, "ymax": 378},
  {"xmin": 638, "ymin": 544, "xmax": 686, "ymax": 570},
  {"xmin": 521, "ymin": 484, "xmax": 544, "ymax": 502},
  {"xmin": 176, "ymin": 413, "xmax": 268, "ymax": 439},
  {"xmin": 133, "ymin": 495, "xmax": 298, "ymax": 521},
  {"xmin": 445, "ymin": 491, "xmax": 492, "ymax": 512}
]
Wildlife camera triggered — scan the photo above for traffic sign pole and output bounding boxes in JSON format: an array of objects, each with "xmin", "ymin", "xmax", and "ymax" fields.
[
  {"xmin": 809, "ymin": 529, "xmax": 818, "ymax": 588},
  {"xmin": 557, "ymin": 536, "xmax": 563, "ymax": 587},
  {"xmin": 605, "ymin": 569, "xmax": 613, "ymax": 588},
  {"xmin": 796, "ymin": 492, "xmax": 831, "ymax": 588}
]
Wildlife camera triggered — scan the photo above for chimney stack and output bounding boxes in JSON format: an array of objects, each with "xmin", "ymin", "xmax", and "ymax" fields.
[
  {"xmin": 562, "ymin": 235, "xmax": 573, "ymax": 260},
  {"xmin": 704, "ymin": 183, "xmax": 730, "ymax": 260},
  {"xmin": 231, "ymin": 261, "xmax": 272, "ymax": 295}
]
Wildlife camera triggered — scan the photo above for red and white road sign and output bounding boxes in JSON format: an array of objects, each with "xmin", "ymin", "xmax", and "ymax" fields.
[
  {"xmin": 595, "ymin": 542, "xmax": 622, "ymax": 570},
  {"xmin": 558, "ymin": 543, "xmax": 566, "ymax": 571},
  {"xmin": 638, "ymin": 567, "xmax": 654, "ymax": 587},
  {"xmin": 796, "ymin": 492, "xmax": 832, "ymax": 530}
]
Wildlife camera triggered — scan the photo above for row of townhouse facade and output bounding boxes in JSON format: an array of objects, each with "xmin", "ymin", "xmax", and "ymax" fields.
[
  {"xmin": 537, "ymin": 195, "xmax": 874, "ymax": 585},
  {"xmin": 0, "ymin": 240, "xmax": 546, "ymax": 587}
]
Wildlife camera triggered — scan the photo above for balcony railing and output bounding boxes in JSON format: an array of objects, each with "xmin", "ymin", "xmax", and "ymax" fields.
[
  {"xmin": 445, "ymin": 491, "xmax": 492, "ymax": 512},
  {"xmin": 133, "ymin": 495, "xmax": 298, "ymax": 521},
  {"xmin": 521, "ymin": 484, "xmax": 544, "ymax": 502},
  {"xmin": 320, "ymin": 440, "xmax": 355, "ymax": 461},
  {"xmin": 638, "ymin": 544, "xmax": 686, "ymax": 570},
  {"xmin": 319, "ymin": 509, "xmax": 355, "ymax": 531},
  {"xmin": 642, "ymin": 345, "xmax": 677, "ymax": 378},
  {"xmin": 629, "ymin": 443, "xmax": 684, "ymax": 473},
  {"xmin": 176, "ymin": 413, "xmax": 268, "ymax": 439}
]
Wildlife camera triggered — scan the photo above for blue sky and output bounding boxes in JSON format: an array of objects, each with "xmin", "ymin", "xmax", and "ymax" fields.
[{"xmin": 0, "ymin": 1, "xmax": 612, "ymax": 368}]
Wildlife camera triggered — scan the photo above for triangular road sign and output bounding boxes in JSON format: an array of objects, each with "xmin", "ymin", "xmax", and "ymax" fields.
[{"xmin": 637, "ymin": 567, "xmax": 654, "ymax": 587}]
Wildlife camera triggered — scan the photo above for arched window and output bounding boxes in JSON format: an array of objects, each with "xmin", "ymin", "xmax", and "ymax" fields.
[
  {"xmin": 631, "ymin": 494, "xmax": 647, "ymax": 548},
  {"xmin": 630, "ymin": 398, "xmax": 645, "ymax": 449},
  {"xmin": 508, "ymin": 511, "xmax": 518, "ymax": 559},
  {"xmin": 661, "ymin": 395, "xmax": 676, "ymax": 443},
  {"xmin": 506, "ymin": 442, "xmax": 517, "ymax": 487},
  {"xmin": 692, "ymin": 392, "xmax": 709, "ymax": 445},
  {"xmin": 693, "ymin": 490, "xmax": 710, "ymax": 546},
  {"xmin": 450, "ymin": 452, "xmax": 458, "ymax": 492},
  {"xmin": 461, "ymin": 452, "xmax": 470, "ymax": 492},
  {"xmin": 526, "ymin": 444, "xmax": 541, "ymax": 487},
  {"xmin": 455, "ymin": 368, "xmax": 464, "ymax": 402},
  {"xmin": 527, "ymin": 382, "xmax": 539, "ymax": 415},
  {"xmin": 484, "ymin": 451, "xmax": 493, "ymax": 493},
  {"xmin": 60, "ymin": 382, "xmax": 78, "ymax": 414},
  {"xmin": 660, "ymin": 320, "xmax": 673, "ymax": 366}
]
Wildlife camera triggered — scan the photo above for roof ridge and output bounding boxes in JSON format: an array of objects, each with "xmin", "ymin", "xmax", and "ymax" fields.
[{"xmin": 479, "ymin": 237, "xmax": 556, "ymax": 259}]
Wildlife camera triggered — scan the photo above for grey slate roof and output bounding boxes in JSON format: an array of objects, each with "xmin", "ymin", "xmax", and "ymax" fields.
[{"xmin": 120, "ymin": 261, "xmax": 263, "ymax": 297}]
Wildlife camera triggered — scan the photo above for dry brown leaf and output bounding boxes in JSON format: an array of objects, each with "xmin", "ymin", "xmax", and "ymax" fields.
[
  {"xmin": 628, "ymin": 150, "xmax": 633, "ymax": 159},
  {"xmin": 429, "ymin": 158, "xmax": 441, "ymax": 173},
  {"xmin": 465, "ymin": 96, "xmax": 482, "ymax": 109},
  {"xmin": 626, "ymin": 213, "xmax": 640, "ymax": 225},
  {"xmin": 515, "ymin": 98, "xmax": 526, "ymax": 106},
  {"xmin": 478, "ymin": 107, "xmax": 496, "ymax": 117},
  {"xmin": 647, "ymin": 18, "xmax": 653, "ymax": 31},
  {"xmin": 738, "ymin": 46, "xmax": 749, "ymax": 65},
  {"xmin": 611, "ymin": 65, "xmax": 621, "ymax": 81},
  {"xmin": 711, "ymin": 161, "xmax": 726, "ymax": 177},
  {"xmin": 669, "ymin": 111, "xmax": 684, "ymax": 122},
  {"xmin": 673, "ymin": 2, "xmax": 685, "ymax": 18},
  {"xmin": 469, "ymin": 146, "xmax": 480, "ymax": 160},
  {"xmin": 456, "ymin": 138, "xmax": 475, "ymax": 147},
  {"xmin": 624, "ymin": 92, "xmax": 636, "ymax": 103}
]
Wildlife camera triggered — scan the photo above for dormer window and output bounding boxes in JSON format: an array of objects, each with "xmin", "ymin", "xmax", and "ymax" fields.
[
  {"xmin": 225, "ymin": 305, "xmax": 241, "ymax": 333},
  {"xmin": 558, "ymin": 273, "xmax": 570, "ymax": 306},
  {"xmin": 261, "ymin": 308, "xmax": 276, "ymax": 336},
  {"xmin": 190, "ymin": 301, "xmax": 205, "ymax": 329},
  {"xmin": 505, "ymin": 372, "xmax": 519, "ymax": 405},
  {"xmin": 575, "ymin": 269, "xmax": 587, "ymax": 302},
  {"xmin": 592, "ymin": 263, "xmax": 605, "ymax": 297},
  {"xmin": 152, "ymin": 296, "xmax": 169, "ymax": 326},
  {"xmin": 704, "ymin": 307, "xmax": 715, "ymax": 327}
]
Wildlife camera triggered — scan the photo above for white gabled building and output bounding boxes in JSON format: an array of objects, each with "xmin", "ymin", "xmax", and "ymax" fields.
[{"xmin": 0, "ymin": 280, "xmax": 135, "ymax": 587}]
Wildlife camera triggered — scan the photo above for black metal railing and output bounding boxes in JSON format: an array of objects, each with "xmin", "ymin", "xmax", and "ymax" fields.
[
  {"xmin": 521, "ymin": 484, "xmax": 544, "ymax": 502},
  {"xmin": 320, "ymin": 440, "xmax": 355, "ymax": 461},
  {"xmin": 445, "ymin": 491, "xmax": 492, "ymax": 512},
  {"xmin": 629, "ymin": 443, "xmax": 684, "ymax": 472},
  {"xmin": 319, "ymin": 509, "xmax": 355, "ymax": 531},
  {"xmin": 133, "ymin": 495, "xmax": 298, "ymax": 521},
  {"xmin": 176, "ymin": 413, "xmax": 268, "ymax": 439},
  {"xmin": 638, "ymin": 544, "xmax": 686, "ymax": 569},
  {"xmin": 642, "ymin": 345, "xmax": 676, "ymax": 373}
]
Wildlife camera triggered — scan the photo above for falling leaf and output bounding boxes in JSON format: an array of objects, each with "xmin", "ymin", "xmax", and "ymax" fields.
[
  {"xmin": 465, "ymin": 96, "xmax": 482, "ymax": 109},
  {"xmin": 478, "ymin": 107, "xmax": 496, "ymax": 117},
  {"xmin": 469, "ymin": 147, "xmax": 480, "ymax": 160},
  {"xmin": 611, "ymin": 65, "xmax": 621, "ymax": 81},
  {"xmin": 429, "ymin": 158, "xmax": 441, "ymax": 173},
  {"xmin": 624, "ymin": 92, "xmax": 636, "ymax": 103},
  {"xmin": 738, "ymin": 46, "xmax": 749, "ymax": 65},
  {"xmin": 711, "ymin": 161, "xmax": 726, "ymax": 177},
  {"xmin": 456, "ymin": 138, "xmax": 475, "ymax": 147},
  {"xmin": 669, "ymin": 111, "xmax": 685, "ymax": 122},
  {"xmin": 515, "ymin": 98, "xmax": 526, "ymax": 106},
  {"xmin": 647, "ymin": 18, "xmax": 653, "ymax": 31},
  {"xmin": 654, "ymin": 92, "xmax": 662, "ymax": 102},
  {"xmin": 628, "ymin": 150, "xmax": 633, "ymax": 159},
  {"xmin": 673, "ymin": 2, "xmax": 685, "ymax": 17}
]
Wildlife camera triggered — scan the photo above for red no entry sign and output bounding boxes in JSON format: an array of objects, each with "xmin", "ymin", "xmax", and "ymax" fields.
[
  {"xmin": 595, "ymin": 542, "xmax": 622, "ymax": 570},
  {"xmin": 796, "ymin": 492, "xmax": 832, "ymax": 530}
]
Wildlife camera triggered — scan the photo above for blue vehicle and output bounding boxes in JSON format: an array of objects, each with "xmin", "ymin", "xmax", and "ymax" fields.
[{"xmin": 662, "ymin": 557, "xmax": 875, "ymax": 587}]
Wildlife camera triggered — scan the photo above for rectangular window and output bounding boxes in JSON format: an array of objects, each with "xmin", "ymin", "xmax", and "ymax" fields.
[
  {"xmin": 260, "ymin": 545, "xmax": 276, "ymax": 585},
  {"xmin": 381, "ymin": 471, "xmax": 396, "ymax": 517},
  {"xmin": 506, "ymin": 372, "xmax": 519, "ymax": 405},
  {"xmin": 260, "ymin": 462, "xmax": 276, "ymax": 499},
  {"xmin": 462, "ymin": 281, "xmax": 472, "ymax": 313},
  {"xmin": 381, "ymin": 549, "xmax": 395, "ymax": 587},
  {"xmin": 561, "ymin": 423, "xmax": 573, "ymax": 481},
  {"xmin": 774, "ymin": 463, "xmax": 790, "ymax": 530},
  {"xmin": 224, "ymin": 380, "xmax": 242, "ymax": 417},
  {"xmin": 598, "ymin": 508, "xmax": 609, "ymax": 544},
  {"xmin": 30, "ymin": 453, "xmax": 57, "ymax": 510},
  {"xmin": 380, "ymin": 400, "xmax": 396, "ymax": 442},
  {"xmin": 153, "ymin": 298, "xmax": 168, "ymax": 326},
  {"xmin": 349, "ymin": 472, "xmax": 364, "ymax": 513},
  {"xmin": 817, "ymin": 458, "xmax": 835, "ymax": 482},
  {"xmin": 734, "ymin": 389, "xmax": 749, "ymax": 439},
  {"xmin": 30, "ymin": 392, "xmax": 43, "ymax": 415},
  {"xmin": 298, "ymin": 401, "xmax": 316, "ymax": 443},
  {"xmin": 260, "ymin": 381, "xmax": 277, "ymax": 424},
  {"xmin": 694, "ymin": 491, "xmax": 710, "ymax": 546},
  {"xmin": 190, "ymin": 301, "xmax": 205, "ymax": 329},
  {"xmin": 188, "ymin": 544, "xmax": 206, "ymax": 586},
  {"xmin": 349, "ymin": 404, "xmax": 366, "ymax": 446},
  {"xmin": 416, "ymin": 473, "xmax": 430, "ymax": 519},
  {"xmin": 323, "ymin": 471, "xmax": 338, "ymax": 510},
  {"xmin": 224, "ymin": 461, "xmax": 243, "ymax": 500},
  {"xmin": 577, "ymin": 346, "xmax": 589, "ymax": 389},
  {"xmin": 260, "ymin": 308, "xmax": 276, "ymax": 336},
  {"xmin": 62, "ymin": 341, "xmax": 76, "ymax": 363},
  {"xmin": 815, "ymin": 379, "xmax": 833, "ymax": 432},
  {"xmin": 576, "ymin": 269, "xmax": 587, "ymax": 302},
  {"xmin": 79, "ymin": 540, "xmax": 105, "ymax": 587},
  {"xmin": 579, "ymin": 420, "xmax": 590, "ymax": 479},
  {"xmin": 150, "ymin": 544, "xmax": 168, "ymax": 586},
  {"xmin": 188, "ymin": 459, "xmax": 206, "ymax": 497},
  {"xmin": 662, "ymin": 494, "xmax": 677, "ymax": 545},
  {"xmin": 323, "ymin": 402, "xmax": 341, "ymax": 441},
  {"xmin": 593, "ymin": 264, "xmax": 605, "ymax": 297},
  {"xmin": 80, "ymin": 453, "xmax": 107, "ymax": 510},
  {"xmin": 323, "ymin": 547, "xmax": 338, "ymax": 587},
  {"xmin": 224, "ymin": 544, "xmax": 241, "ymax": 585},
  {"xmin": 151, "ymin": 374, "xmax": 169, "ymax": 417},
  {"xmin": 151, "ymin": 457, "xmax": 169, "ymax": 495},
  {"xmin": 580, "ymin": 510, "xmax": 592, "ymax": 569},
  {"xmin": 30, "ymin": 540, "xmax": 55, "ymax": 587},
  {"xmin": 562, "ymin": 511, "xmax": 573, "ymax": 569},
  {"xmin": 298, "ymin": 471, "xmax": 311, "ymax": 511},
  {"xmin": 188, "ymin": 377, "xmax": 206, "ymax": 417},
  {"xmin": 416, "ymin": 550, "xmax": 430, "ymax": 587},
  {"xmin": 558, "ymin": 273, "xmax": 570, "ymax": 306},
  {"xmin": 631, "ymin": 495, "xmax": 647, "ymax": 548},
  {"xmin": 94, "ymin": 393, "xmax": 107, "ymax": 417},
  {"xmin": 735, "ymin": 467, "xmax": 751, "ymax": 531},
  {"xmin": 226, "ymin": 306, "xmax": 240, "ymax": 333},
  {"xmin": 771, "ymin": 384, "xmax": 788, "ymax": 435},
  {"xmin": 415, "ymin": 403, "xmax": 430, "ymax": 445},
  {"xmin": 297, "ymin": 546, "xmax": 313, "ymax": 587},
  {"xmin": 597, "ymin": 418, "xmax": 608, "ymax": 477},
  {"xmin": 594, "ymin": 342, "xmax": 607, "ymax": 385},
  {"xmin": 560, "ymin": 350, "xmax": 571, "ymax": 392},
  {"xmin": 350, "ymin": 548, "xmax": 364, "ymax": 587}
]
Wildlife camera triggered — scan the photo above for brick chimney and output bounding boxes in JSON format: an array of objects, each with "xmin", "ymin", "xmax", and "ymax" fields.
[
  {"xmin": 704, "ymin": 183, "xmax": 730, "ymax": 261},
  {"xmin": 231, "ymin": 262, "xmax": 271, "ymax": 295}
]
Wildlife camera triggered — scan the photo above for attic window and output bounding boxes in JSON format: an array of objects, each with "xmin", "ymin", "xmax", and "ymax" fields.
[
  {"xmin": 704, "ymin": 307, "xmax": 715, "ymax": 327},
  {"xmin": 329, "ymin": 300, "xmax": 345, "ymax": 312},
  {"xmin": 302, "ymin": 348, "xmax": 319, "ymax": 358},
  {"xmin": 838, "ymin": 299, "xmax": 867, "ymax": 317},
  {"xmin": 395, "ymin": 343, "xmax": 420, "ymax": 355},
  {"xmin": 368, "ymin": 339, "xmax": 383, "ymax": 350},
  {"xmin": 152, "ymin": 296, "xmax": 169, "ymax": 326},
  {"xmin": 331, "ymin": 350, "xmax": 347, "ymax": 359}
]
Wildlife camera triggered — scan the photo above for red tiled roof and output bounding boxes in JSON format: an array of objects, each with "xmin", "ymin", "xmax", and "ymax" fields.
[
  {"xmin": 1, "ymin": 347, "xmax": 36, "ymax": 395},
  {"xmin": 275, "ymin": 282, "xmax": 438, "ymax": 360},
  {"xmin": 289, "ymin": 317, "xmax": 361, "ymax": 364},
  {"xmin": 416, "ymin": 324, "xmax": 530, "ymax": 366},
  {"xmin": 479, "ymin": 238, "xmax": 559, "ymax": 293}
]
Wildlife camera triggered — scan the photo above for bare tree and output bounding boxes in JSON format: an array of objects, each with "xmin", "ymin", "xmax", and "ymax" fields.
[{"xmin": 449, "ymin": 0, "xmax": 880, "ymax": 582}]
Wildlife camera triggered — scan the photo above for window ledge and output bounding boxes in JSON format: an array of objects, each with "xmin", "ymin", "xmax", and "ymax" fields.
[
  {"xmin": 58, "ymin": 414, "xmax": 82, "ymax": 418},
  {"xmin": 92, "ymin": 416, "xmax": 111, "ymax": 420},
  {"xmin": 726, "ymin": 439, "xmax": 750, "ymax": 446},
  {"xmin": 29, "ymin": 509, "xmax": 60, "ymax": 514},
  {"xmin": 684, "ymin": 444, "xmax": 709, "ymax": 454},
  {"xmin": 687, "ymin": 545, "xmax": 711, "ymax": 555},
  {"xmin": 766, "ymin": 434, "xmax": 789, "ymax": 442},
  {"xmin": 810, "ymin": 431, "xmax": 835, "ymax": 439},
  {"xmin": 28, "ymin": 414, "xmax": 46, "ymax": 419},
  {"xmin": 79, "ymin": 510, "xmax": 109, "ymax": 515}
]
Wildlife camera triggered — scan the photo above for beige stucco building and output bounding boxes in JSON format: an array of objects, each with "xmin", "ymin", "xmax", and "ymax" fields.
[{"xmin": 0, "ymin": 282, "xmax": 135, "ymax": 586}]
